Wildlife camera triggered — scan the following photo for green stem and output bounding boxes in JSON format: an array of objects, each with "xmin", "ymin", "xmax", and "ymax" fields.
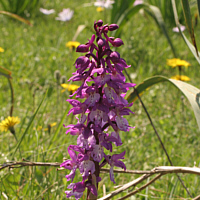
[
  {"xmin": 8, "ymin": 78, "xmax": 14, "ymax": 116},
  {"xmin": 11, "ymin": 131, "xmax": 23, "ymax": 158},
  {"xmin": 178, "ymin": 66, "xmax": 182, "ymax": 77},
  {"xmin": 12, "ymin": 132, "xmax": 18, "ymax": 142}
]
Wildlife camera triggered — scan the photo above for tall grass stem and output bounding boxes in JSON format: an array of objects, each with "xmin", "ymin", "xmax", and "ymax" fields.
[{"xmin": 8, "ymin": 78, "xmax": 14, "ymax": 116}]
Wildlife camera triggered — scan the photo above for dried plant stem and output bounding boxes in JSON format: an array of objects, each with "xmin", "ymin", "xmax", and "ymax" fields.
[
  {"xmin": 116, "ymin": 174, "xmax": 162, "ymax": 200},
  {"xmin": 0, "ymin": 160, "xmax": 60, "ymax": 171},
  {"xmin": 98, "ymin": 173, "xmax": 152, "ymax": 200},
  {"xmin": 1, "ymin": 160, "xmax": 200, "ymax": 199},
  {"xmin": 98, "ymin": 165, "xmax": 200, "ymax": 200},
  {"xmin": 193, "ymin": 194, "xmax": 200, "ymax": 200},
  {"xmin": 1, "ymin": 161, "xmax": 200, "ymax": 176}
]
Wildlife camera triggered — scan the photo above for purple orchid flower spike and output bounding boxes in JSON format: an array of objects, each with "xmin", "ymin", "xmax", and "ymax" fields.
[{"xmin": 61, "ymin": 20, "xmax": 135, "ymax": 199}]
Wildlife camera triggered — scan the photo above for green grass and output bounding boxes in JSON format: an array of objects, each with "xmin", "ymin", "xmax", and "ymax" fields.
[{"xmin": 1, "ymin": 0, "xmax": 200, "ymax": 199}]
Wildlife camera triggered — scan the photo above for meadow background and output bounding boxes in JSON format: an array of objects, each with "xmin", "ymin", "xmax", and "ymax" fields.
[{"xmin": 0, "ymin": 0, "xmax": 200, "ymax": 199}]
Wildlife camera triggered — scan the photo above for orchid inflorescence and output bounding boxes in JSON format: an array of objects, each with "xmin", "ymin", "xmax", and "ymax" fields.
[{"xmin": 60, "ymin": 19, "xmax": 135, "ymax": 199}]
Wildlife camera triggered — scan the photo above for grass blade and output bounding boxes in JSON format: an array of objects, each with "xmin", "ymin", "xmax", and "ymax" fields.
[
  {"xmin": 11, "ymin": 90, "xmax": 48, "ymax": 159},
  {"xmin": 181, "ymin": 31, "xmax": 200, "ymax": 65},
  {"xmin": 198, "ymin": 0, "xmax": 200, "ymax": 17},
  {"xmin": 0, "ymin": 0, "xmax": 8, "ymax": 10},
  {"xmin": 114, "ymin": 4, "xmax": 146, "ymax": 37},
  {"xmin": 127, "ymin": 75, "xmax": 200, "ymax": 130},
  {"xmin": 18, "ymin": 0, "xmax": 30, "ymax": 16},
  {"xmin": 181, "ymin": 0, "xmax": 199, "ymax": 56},
  {"xmin": 0, "ymin": 11, "xmax": 32, "ymax": 26},
  {"xmin": 144, "ymin": 4, "xmax": 177, "ymax": 57},
  {"xmin": 111, "ymin": 0, "xmax": 136, "ymax": 24},
  {"xmin": 171, "ymin": 0, "xmax": 200, "ymax": 64},
  {"xmin": 48, "ymin": 103, "xmax": 69, "ymax": 149}
]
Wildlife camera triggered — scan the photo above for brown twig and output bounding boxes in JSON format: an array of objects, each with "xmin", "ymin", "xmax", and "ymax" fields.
[
  {"xmin": 1, "ymin": 160, "xmax": 199, "ymax": 199},
  {"xmin": 98, "ymin": 173, "xmax": 152, "ymax": 200},
  {"xmin": 2, "ymin": 160, "xmax": 200, "ymax": 175},
  {"xmin": 98, "ymin": 166, "xmax": 200, "ymax": 200},
  {"xmin": 193, "ymin": 194, "xmax": 200, "ymax": 200},
  {"xmin": 116, "ymin": 174, "xmax": 162, "ymax": 200},
  {"xmin": 0, "ymin": 160, "xmax": 60, "ymax": 171}
]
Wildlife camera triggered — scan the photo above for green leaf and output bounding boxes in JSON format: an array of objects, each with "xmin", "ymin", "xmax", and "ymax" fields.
[
  {"xmin": 112, "ymin": 2, "xmax": 176, "ymax": 57},
  {"xmin": 127, "ymin": 76, "xmax": 200, "ymax": 130},
  {"xmin": 171, "ymin": 0, "xmax": 200, "ymax": 64},
  {"xmin": 11, "ymin": 90, "xmax": 48, "ymax": 159},
  {"xmin": 111, "ymin": 0, "xmax": 136, "ymax": 24},
  {"xmin": 0, "ymin": 11, "xmax": 32, "ymax": 26},
  {"xmin": 198, "ymin": 0, "xmax": 200, "ymax": 17},
  {"xmin": 180, "ymin": 31, "xmax": 200, "ymax": 65},
  {"xmin": 18, "ymin": 0, "xmax": 30, "ymax": 15},
  {"xmin": 181, "ymin": 0, "xmax": 199, "ymax": 56},
  {"xmin": 0, "ymin": 66, "xmax": 12, "ymax": 78},
  {"xmin": 181, "ymin": 0, "xmax": 193, "ymax": 33},
  {"xmin": 0, "ymin": 0, "xmax": 8, "ymax": 10},
  {"xmin": 114, "ymin": 4, "xmax": 146, "ymax": 37},
  {"xmin": 144, "ymin": 4, "xmax": 177, "ymax": 57}
]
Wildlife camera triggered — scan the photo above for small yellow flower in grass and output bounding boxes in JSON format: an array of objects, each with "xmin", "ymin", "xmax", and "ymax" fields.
[
  {"xmin": 66, "ymin": 41, "xmax": 80, "ymax": 50},
  {"xmin": 167, "ymin": 58, "xmax": 191, "ymax": 68},
  {"xmin": 96, "ymin": 7, "xmax": 104, "ymax": 12},
  {"xmin": 171, "ymin": 75, "xmax": 191, "ymax": 81},
  {"xmin": 37, "ymin": 126, "xmax": 43, "ymax": 131},
  {"xmin": 61, "ymin": 83, "xmax": 79, "ymax": 94},
  {"xmin": 0, "ymin": 116, "xmax": 20, "ymax": 134},
  {"xmin": 44, "ymin": 122, "xmax": 57, "ymax": 133},
  {"xmin": 50, "ymin": 122, "xmax": 57, "ymax": 127},
  {"xmin": 0, "ymin": 47, "xmax": 4, "ymax": 52}
]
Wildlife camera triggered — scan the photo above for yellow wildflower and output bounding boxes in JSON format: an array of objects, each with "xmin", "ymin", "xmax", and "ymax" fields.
[
  {"xmin": 34, "ymin": 122, "xmax": 57, "ymax": 132},
  {"xmin": 50, "ymin": 122, "xmax": 57, "ymax": 127},
  {"xmin": 0, "ymin": 116, "xmax": 20, "ymax": 133},
  {"xmin": 35, "ymin": 126, "xmax": 43, "ymax": 131},
  {"xmin": 61, "ymin": 83, "xmax": 79, "ymax": 93},
  {"xmin": 171, "ymin": 75, "xmax": 191, "ymax": 81},
  {"xmin": 66, "ymin": 41, "xmax": 80, "ymax": 50},
  {"xmin": 167, "ymin": 58, "xmax": 190, "ymax": 68},
  {"xmin": 44, "ymin": 122, "xmax": 57, "ymax": 131},
  {"xmin": 0, "ymin": 47, "xmax": 4, "ymax": 53},
  {"xmin": 96, "ymin": 7, "xmax": 104, "ymax": 12}
]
